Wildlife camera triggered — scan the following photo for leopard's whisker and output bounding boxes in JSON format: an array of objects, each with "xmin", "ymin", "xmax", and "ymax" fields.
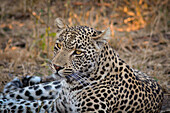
[{"xmin": 71, "ymin": 73, "xmax": 91, "ymax": 86}]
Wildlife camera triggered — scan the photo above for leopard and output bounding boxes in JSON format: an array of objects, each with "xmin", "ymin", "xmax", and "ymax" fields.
[{"xmin": 0, "ymin": 18, "xmax": 164, "ymax": 113}]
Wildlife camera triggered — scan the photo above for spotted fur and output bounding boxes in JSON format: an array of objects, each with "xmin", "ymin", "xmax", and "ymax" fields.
[{"xmin": 0, "ymin": 18, "xmax": 163, "ymax": 113}]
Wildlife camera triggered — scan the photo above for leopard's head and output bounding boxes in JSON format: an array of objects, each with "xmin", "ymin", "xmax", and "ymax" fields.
[{"xmin": 51, "ymin": 18, "xmax": 110, "ymax": 82}]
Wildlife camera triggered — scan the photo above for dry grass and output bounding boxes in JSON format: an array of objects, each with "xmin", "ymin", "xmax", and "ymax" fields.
[{"xmin": 0, "ymin": 0, "xmax": 169, "ymax": 110}]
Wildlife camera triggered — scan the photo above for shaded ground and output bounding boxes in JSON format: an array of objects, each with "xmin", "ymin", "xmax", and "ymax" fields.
[{"xmin": 0, "ymin": 0, "xmax": 169, "ymax": 112}]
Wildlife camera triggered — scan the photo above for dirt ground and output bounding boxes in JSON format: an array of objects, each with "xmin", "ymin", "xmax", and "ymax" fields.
[{"xmin": 0, "ymin": 0, "xmax": 169, "ymax": 112}]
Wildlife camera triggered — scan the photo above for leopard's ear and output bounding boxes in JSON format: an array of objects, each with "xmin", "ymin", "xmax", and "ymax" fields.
[
  {"xmin": 92, "ymin": 28, "xmax": 111, "ymax": 41},
  {"xmin": 55, "ymin": 18, "xmax": 67, "ymax": 32},
  {"xmin": 92, "ymin": 28, "xmax": 111, "ymax": 49}
]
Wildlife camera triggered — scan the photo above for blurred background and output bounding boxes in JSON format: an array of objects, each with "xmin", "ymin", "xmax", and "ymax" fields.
[{"xmin": 0, "ymin": 0, "xmax": 169, "ymax": 111}]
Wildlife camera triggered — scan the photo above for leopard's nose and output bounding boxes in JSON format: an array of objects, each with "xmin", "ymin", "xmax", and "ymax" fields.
[{"xmin": 53, "ymin": 64, "xmax": 64, "ymax": 71}]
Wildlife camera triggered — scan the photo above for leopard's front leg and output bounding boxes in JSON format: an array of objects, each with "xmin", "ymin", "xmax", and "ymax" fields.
[
  {"xmin": 3, "ymin": 75, "xmax": 42, "ymax": 94},
  {"xmin": 2, "ymin": 80, "xmax": 62, "ymax": 101},
  {"xmin": 0, "ymin": 80, "xmax": 77, "ymax": 113}
]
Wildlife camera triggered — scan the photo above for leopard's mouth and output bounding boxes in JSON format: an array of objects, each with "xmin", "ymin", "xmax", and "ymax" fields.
[
  {"xmin": 51, "ymin": 63, "xmax": 81, "ymax": 82},
  {"xmin": 63, "ymin": 68, "xmax": 73, "ymax": 75},
  {"xmin": 55, "ymin": 68, "xmax": 74, "ymax": 78},
  {"xmin": 54, "ymin": 71, "xmax": 62, "ymax": 78},
  {"xmin": 57, "ymin": 68, "xmax": 84, "ymax": 83}
]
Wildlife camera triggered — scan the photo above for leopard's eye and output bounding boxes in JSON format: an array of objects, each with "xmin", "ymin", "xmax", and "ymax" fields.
[
  {"xmin": 56, "ymin": 43, "xmax": 62, "ymax": 49},
  {"xmin": 76, "ymin": 50, "xmax": 82, "ymax": 55},
  {"xmin": 74, "ymin": 50, "xmax": 83, "ymax": 55}
]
